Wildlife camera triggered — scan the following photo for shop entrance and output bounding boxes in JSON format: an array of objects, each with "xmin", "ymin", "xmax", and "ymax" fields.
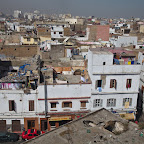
[
  {"xmin": 49, "ymin": 121, "xmax": 56, "ymax": 130},
  {"xmin": 12, "ymin": 120, "xmax": 21, "ymax": 132},
  {"xmin": 59, "ymin": 120, "xmax": 71, "ymax": 126},
  {"xmin": 41, "ymin": 120, "xmax": 48, "ymax": 131},
  {"xmin": 0, "ymin": 120, "xmax": 6, "ymax": 132},
  {"xmin": 27, "ymin": 120, "xmax": 35, "ymax": 129}
]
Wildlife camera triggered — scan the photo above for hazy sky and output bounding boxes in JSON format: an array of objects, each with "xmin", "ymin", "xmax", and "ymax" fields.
[{"xmin": 0, "ymin": 0, "xmax": 144, "ymax": 18}]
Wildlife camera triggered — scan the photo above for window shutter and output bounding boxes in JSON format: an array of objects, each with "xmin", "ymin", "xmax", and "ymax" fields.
[
  {"xmin": 110, "ymin": 80, "xmax": 113, "ymax": 88},
  {"xmin": 62, "ymin": 102, "xmax": 64, "ymax": 108},
  {"xmin": 114, "ymin": 80, "xmax": 117, "ymax": 89},
  {"xmin": 126, "ymin": 79, "xmax": 128, "ymax": 88},
  {"xmin": 32, "ymin": 101, "xmax": 34, "ymax": 111},
  {"xmin": 29, "ymin": 100, "xmax": 34, "ymax": 111},
  {"xmin": 9, "ymin": 100, "xmax": 12, "ymax": 111},
  {"xmin": 14, "ymin": 101, "xmax": 16, "ymax": 112},
  {"xmin": 29, "ymin": 101, "xmax": 31, "ymax": 111},
  {"xmin": 130, "ymin": 79, "xmax": 132, "ymax": 88},
  {"xmin": 70, "ymin": 102, "xmax": 72, "ymax": 108},
  {"xmin": 81, "ymin": 102, "xmax": 86, "ymax": 107}
]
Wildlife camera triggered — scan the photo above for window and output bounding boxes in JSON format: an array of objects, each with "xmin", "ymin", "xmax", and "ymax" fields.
[
  {"xmin": 62, "ymin": 102, "xmax": 72, "ymax": 108},
  {"xmin": 29, "ymin": 100, "xmax": 34, "ymax": 111},
  {"xmin": 54, "ymin": 32, "xmax": 56, "ymax": 34},
  {"xmin": 95, "ymin": 80, "xmax": 102, "ymax": 89},
  {"xmin": 27, "ymin": 38, "xmax": 30, "ymax": 41},
  {"xmin": 107, "ymin": 99, "xmax": 116, "ymax": 107},
  {"xmin": 103, "ymin": 62, "xmax": 106, "ymax": 65},
  {"xmin": 9, "ymin": 100, "xmax": 15, "ymax": 111},
  {"xmin": 126, "ymin": 79, "xmax": 132, "ymax": 88},
  {"xmin": 93, "ymin": 99, "xmax": 103, "ymax": 107},
  {"xmin": 123, "ymin": 98, "xmax": 132, "ymax": 106},
  {"xmin": 110, "ymin": 79, "xmax": 117, "ymax": 89},
  {"xmin": 59, "ymin": 32, "xmax": 62, "ymax": 34},
  {"xmin": 81, "ymin": 101, "xmax": 87, "ymax": 108},
  {"xmin": 51, "ymin": 103, "xmax": 56, "ymax": 108}
]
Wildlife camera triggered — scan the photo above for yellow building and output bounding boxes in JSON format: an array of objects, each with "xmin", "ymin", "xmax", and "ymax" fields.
[
  {"xmin": 21, "ymin": 36, "xmax": 40, "ymax": 45},
  {"xmin": 40, "ymin": 36, "xmax": 51, "ymax": 42}
]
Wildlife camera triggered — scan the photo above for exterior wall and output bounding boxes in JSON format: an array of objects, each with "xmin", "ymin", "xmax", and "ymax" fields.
[
  {"xmin": 40, "ymin": 36, "xmax": 51, "ymax": 42},
  {"xmin": 41, "ymin": 44, "xmax": 64, "ymax": 60},
  {"xmin": 109, "ymin": 28, "xmax": 115, "ymax": 34},
  {"xmin": 0, "ymin": 35, "xmax": 20, "ymax": 44},
  {"xmin": 77, "ymin": 19, "xmax": 85, "ymax": 25},
  {"xmin": 0, "ymin": 90, "xmax": 38, "ymax": 115},
  {"xmin": 21, "ymin": 37, "xmax": 39, "ymax": 45},
  {"xmin": 88, "ymin": 49, "xmax": 140, "ymax": 113},
  {"xmin": 90, "ymin": 74, "xmax": 140, "ymax": 94},
  {"xmin": 37, "ymin": 27, "xmax": 51, "ymax": 36},
  {"xmin": 91, "ymin": 93, "xmax": 138, "ymax": 112},
  {"xmin": 110, "ymin": 36, "xmax": 138, "ymax": 47},
  {"xmin": 92, "ymin": 65, "xmax": 141, "ymax": 74},
  {"xmin": 0, "ymin": 45, "xmax": 37, "ymax": 57},
  {"xmin": 96, "ymin": 25, "xmax": 110, "ymax": 41},
  {"xmin": 89, "ymin": 25, "xmax": 109, "ymax": 41},
  {"xmin": 140, "ymin": 25, "xmax": 144, "ymax": 33},
  {"xmin": 65, "ymin": 18, "xmax": 78, "ymax": 24},
  {"xmin": 0, "ymin": 90, "xmax": 38, "ymax": 132},
  {"xmin": 37, "ymin": 84, "xmax": 91, "ymax": 113},
  {"xmin": 138, "ymin": 52, "xmax": 144, "ymax": 64},
  {"xmin": 92, "ymin": 53, "xmax": 113, "ymax": 66},
  {"xmin": 76, "ymin": 28, "xmax": 90, "ymax": 41},
  {"xmin": 0, "ymin": 22, "xmax": 5, "ymax": 31},
  {"xmin": 64, "ymin": 27, "xmax": 70, "ymax": 36},
  {"xmin": 139, "ymin": 56, "xmax": 144, "ymax": 111},
  {"xmin": 51, "ymin": 26, "xmax": 64, "ymax": 38}
]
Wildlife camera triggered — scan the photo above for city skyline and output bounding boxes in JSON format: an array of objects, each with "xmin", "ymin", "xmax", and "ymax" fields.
[{"xmin": 0, "ymin": 0, "xmax": 144, "ymax": 18}]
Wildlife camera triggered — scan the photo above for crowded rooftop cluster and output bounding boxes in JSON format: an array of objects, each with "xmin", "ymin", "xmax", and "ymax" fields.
[{"xmin": 0, "ymin": 10, "xmax": 144, "ymax": 143}]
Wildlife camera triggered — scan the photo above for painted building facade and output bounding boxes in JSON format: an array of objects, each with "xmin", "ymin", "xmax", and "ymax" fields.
[{"xmin": 88, "ymin": 48, "xmax": 141, "ymax": 117}]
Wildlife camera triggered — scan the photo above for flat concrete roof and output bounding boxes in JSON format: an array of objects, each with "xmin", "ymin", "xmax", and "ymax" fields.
[{"xmin": 24, "ymin": 108, "xmax": 144, "ymax": 144}]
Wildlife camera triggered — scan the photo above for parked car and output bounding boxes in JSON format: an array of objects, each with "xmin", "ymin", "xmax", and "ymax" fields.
[
  {"xmin": 0, "ymin": 132, "xmax": 19, "ymax": 142},
  {"xmin": 22, "ymin": 129, "xmax": 45, "ymax": 140}
]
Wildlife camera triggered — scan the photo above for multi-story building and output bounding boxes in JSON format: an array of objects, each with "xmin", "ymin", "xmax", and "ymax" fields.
[
  {"xmin": 88, "ymin": 48, "xmax": 141, "ymax": 118},
  {"xmin": 13, "ymin": 10, "xmax": 22, "ymax": 18},
  {"xmin": 0, "ymin": 54, "xmax": 91, "ymax": 132}
]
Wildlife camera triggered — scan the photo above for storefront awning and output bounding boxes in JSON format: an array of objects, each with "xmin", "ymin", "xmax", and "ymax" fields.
[{"xmin": 49, "ymin": 116, "xmax": 71, "ymax": 121}]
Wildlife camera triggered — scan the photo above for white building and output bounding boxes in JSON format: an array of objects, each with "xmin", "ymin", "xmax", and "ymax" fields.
[
  {"xmin": 0, "ymin": 63, "xmax": 91, "ymax": 132},
  {"xmin": 13, "ymin": 10, "xmax": 22, "ymax": 18},
  {"xmin": 88, "ymin": 48, "xmax": 141, "ymax": 117},
  {"xmin": 51, "ymin": 26, "xmax": 64, "ymax": 39},
  {"xmin": 110, "ymin": 36, "xmax": 137, "ymax": 47},
  {"xmin": 138, "ymin": 51, "xmax": 144, "ymax": 111},
  {"xmin": 24, "ymin": 13, "xmax": 34, "ymax": 21},
  {"xmin": 0, "ymin": 88, "xmax": 38, "ymax": 132}
]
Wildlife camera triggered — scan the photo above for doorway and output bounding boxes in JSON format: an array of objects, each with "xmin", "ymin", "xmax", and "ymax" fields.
[
  {"xmin": 41, "ymin": 120, "xmax": 47, "ymax": 131},
  {"xmin": 27, "ymin": 120, "xmax": 35, "ymax": 129}
]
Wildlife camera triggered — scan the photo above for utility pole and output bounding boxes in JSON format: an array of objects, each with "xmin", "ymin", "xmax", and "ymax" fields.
[{"xmin": 44, "ymin": 74, "xmax": 48, "ymax": 117}]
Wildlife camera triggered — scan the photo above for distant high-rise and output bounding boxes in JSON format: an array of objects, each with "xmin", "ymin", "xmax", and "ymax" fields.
[{"xmin": 13, "ymin": 10, "xmax": 22, "ymax": 18}]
